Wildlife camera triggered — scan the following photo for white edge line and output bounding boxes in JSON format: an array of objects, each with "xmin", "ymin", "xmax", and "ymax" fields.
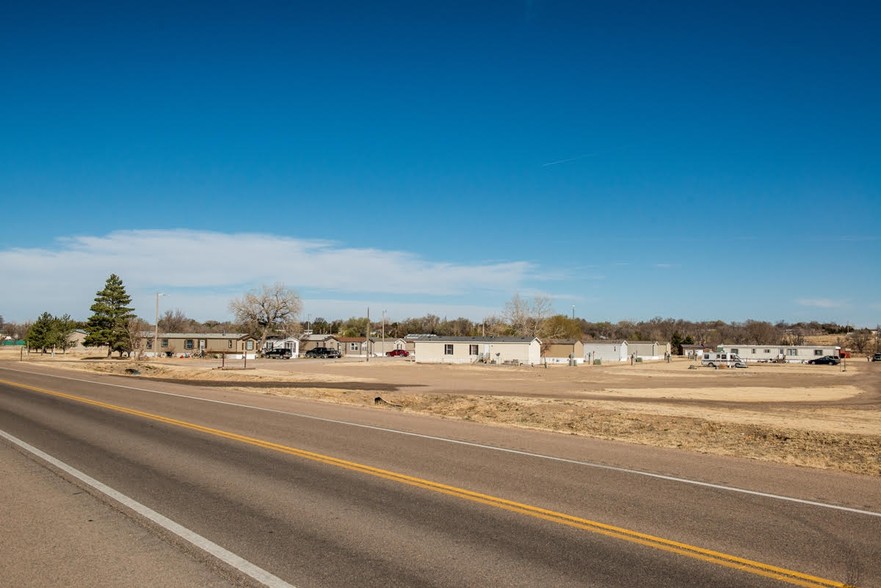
[
  {"xmin": 0, "ymin": 428, "xmax": 295, "ymax": 588},
  {"xmin": 3, "ymin": 365, "xmax": 880, "ymax": 519}
]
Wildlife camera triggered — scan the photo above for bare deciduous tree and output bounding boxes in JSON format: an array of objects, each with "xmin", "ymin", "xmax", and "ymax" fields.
[
  {"xmin": 538, "ymin": 315, "xmax": 582, "ymax": 341},
  {"xmin": 127, "ymin": 316, "xmax": 150, "ymax": 359},
  {"xmin": 229, "ymin": 283, "xmax": 302, "ymax": 350},
  {"xmin": 159, "ymin": 309, "xmax": 196, "ymax": 333},
  {"xmin": 503, "ymin": 293, "xmax": 553, "ymax": 338},
  {"xmin": 481, "ymin": 315, "xmax": 510, "ymax": 337},
  {"xmin": 741, "ymin": 320, "xmax": 778, "ymax": 345},
  {"xmin": 848, "ymin": 329, "xmax": 872, "ymax": 354}
]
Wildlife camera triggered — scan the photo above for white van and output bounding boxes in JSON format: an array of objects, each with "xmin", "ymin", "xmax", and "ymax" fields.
[{"xmin": 701, "ymin": 351, "xmax": 746, "ymax": 368}]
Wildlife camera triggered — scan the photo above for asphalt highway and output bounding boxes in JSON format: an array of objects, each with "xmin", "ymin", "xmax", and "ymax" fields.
[{"xmin": 1, "ymin": 364, "xmax": 879, "ymax": 587}]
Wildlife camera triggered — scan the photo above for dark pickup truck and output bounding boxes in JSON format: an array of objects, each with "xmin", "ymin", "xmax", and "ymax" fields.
[{"xmin": 304, "ymin": 347, "xmax": 341, "ymax": 359}]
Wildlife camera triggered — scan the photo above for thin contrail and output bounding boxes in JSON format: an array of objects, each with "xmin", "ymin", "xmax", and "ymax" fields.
[{"xmin": 541, "ymin": 152, "xmax": 599, "ymax": 167}]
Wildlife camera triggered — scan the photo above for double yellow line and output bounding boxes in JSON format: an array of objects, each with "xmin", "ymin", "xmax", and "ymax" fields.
[{"xmin": 2, "ymin": 378, "xmax": 851, "ymax": 588}]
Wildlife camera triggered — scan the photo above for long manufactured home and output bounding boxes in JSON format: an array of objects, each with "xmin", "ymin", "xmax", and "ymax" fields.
[
  {"xmin": 413, "ymin": 336, "xmax": 542, "ymax": 365},
  {"xmin": 145, "ymin": 332, "xmax": 258, "ymax": 359},
  {"xmin": 718, "ymin": 344, "xmax": 841, "ymax": 363}
]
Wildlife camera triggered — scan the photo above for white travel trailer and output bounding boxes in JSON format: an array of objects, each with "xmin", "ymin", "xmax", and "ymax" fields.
[{"xmin": 701, "ymin": 351, "xmax": 746, "ymax": 368}]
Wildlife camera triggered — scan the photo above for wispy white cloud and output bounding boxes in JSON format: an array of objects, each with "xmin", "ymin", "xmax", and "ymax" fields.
[
  {"xmin": 796, "ymin": 298, "xmax": 843, "ymax": 309},
  {"xmin": 0, "ymin": 229, "xmax": 537, "ymax": 322}
]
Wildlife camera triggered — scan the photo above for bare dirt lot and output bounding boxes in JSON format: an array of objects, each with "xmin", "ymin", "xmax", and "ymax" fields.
[{"xmin": 4, "ymin": 348, "xmax": 880, "ymax": 476}]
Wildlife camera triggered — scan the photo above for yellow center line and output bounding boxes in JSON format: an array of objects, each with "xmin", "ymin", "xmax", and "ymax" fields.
[{"xmin": 2, "ymin": 378, "xmax": 850, "ymax": 588}]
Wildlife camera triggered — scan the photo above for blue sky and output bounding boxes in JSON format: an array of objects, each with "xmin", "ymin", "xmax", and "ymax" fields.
[{"xmin": 2, "ymin": 1, "xmax": 879, "ymax": 326}]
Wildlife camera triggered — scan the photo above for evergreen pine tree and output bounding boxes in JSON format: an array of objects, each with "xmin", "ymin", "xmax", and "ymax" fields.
[
  {"xmin": 84, "ymin": 274, "xmax": 136, "ymax": 356},
  {"xmin": 54, "ymin": 314, "xmax": 77, "ymax": 352},
  {"xmin": 27, "ymin": 312, "xmax": 56, "ymax": 353}
]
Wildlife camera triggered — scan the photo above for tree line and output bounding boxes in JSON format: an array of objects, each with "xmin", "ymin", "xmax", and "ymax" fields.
[{"xmin": 4, "ymin": 277, "xmax": 879, "ymax": 356}]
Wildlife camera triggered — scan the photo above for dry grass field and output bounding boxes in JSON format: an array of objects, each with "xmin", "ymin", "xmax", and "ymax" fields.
[{"xmin": 3, "ymin": 347, "xmax": 880, "ymax": 476}]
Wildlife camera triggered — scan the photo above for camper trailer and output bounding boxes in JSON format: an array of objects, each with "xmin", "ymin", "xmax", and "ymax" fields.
[{"xmin": 701, "ymin": 351, "xmax": 746, "ymax": 368}]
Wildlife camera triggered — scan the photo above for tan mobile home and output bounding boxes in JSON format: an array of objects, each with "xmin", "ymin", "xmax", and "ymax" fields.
[
  {"xmin": 146, "ymin": 332, "xmax": 258, "ymax": 359},
  {"xmin": 542, "ymin": 340, "xmax": 585, "ymax": 364}
]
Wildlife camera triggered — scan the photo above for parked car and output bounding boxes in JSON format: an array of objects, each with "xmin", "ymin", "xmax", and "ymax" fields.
[
  {"xmin": 385, "ymin": 349, "xmax": 410, "ymax": 357},
  {"xmin": 807, "ymin": 355, "xmax": 840, "ymax": 365},
  {"xmin": 264, "ymin": 348, "xmax": 293, "ymax": 359},
  {"xmin": 872, "ymin": 353, "xmax": 881, "ymax": 362},
  {"xmin": 305, "ymin": 347, "xmax": 341, "ymax": 359}
]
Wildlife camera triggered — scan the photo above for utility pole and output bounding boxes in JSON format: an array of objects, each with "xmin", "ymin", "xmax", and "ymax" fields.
[
  {"xmin": 366, "ymin": 307, "xmax": 370, "ymax": 362},
  {"xmin": 382, "ymin": 310, "xmax": 386, "ymax": 357},
  {"xmin": 153, "ymin": 292, "xmax": 165, "ymax": 358}
]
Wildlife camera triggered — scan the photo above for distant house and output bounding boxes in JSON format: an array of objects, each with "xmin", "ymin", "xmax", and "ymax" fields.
[
  {"xmin": 40, "ymin": 328, "xmax": 105, "ymax": 354},
  {"xmin": 413, "ymin": 336, "xmax": 541, "ymax": 365},
  {"xmin": 542, "ymin": 340, "xmax": 585, "ymax": 364},
  {"xmin": 336, "ymin": 336, "xmax": 374, "ymax": 357},
  {"xmin": 145, "ymin": 332, "xmax": 258, "ymax": 359},
  {"xmin": 66, "ymin": 329, "xmax": 92, "ymax": 353},
  {"xmin": 628, "ymin": 341, "xmax": 671, "ymax": 361},
  {"xmin": 583, "ymin": 340, "xmax": 629, "ymax": 364},
  {"xmin": 681, "ymin": 344, "xmax": 709, "ymax": 359},
  {"xmin": 372, "ymin": 337, "xmax": 408, "ymax": 356},
  {"xmin": 299, "ymin": 334, "xmax": 341, "ymax": 354},
  {"xmin": 264, "ymin": 336, "xmax": 300, "ymax": 358},
  {"xmin": 718, "ymin": 344, "xmax": 842, "ymax": 363}
]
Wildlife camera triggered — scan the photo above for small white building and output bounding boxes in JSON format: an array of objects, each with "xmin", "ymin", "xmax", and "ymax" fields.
[
  {"xmin": 718, "ymin": 344, "xmax": 841, "ymax": 363},
  {"xmin": 413, "ymin": 336, "xmax": 542, "ymax": 365},
  {"xmin": 681, "ymin": 344, "xmax": 710, "ymax": 359},
  {"xmin": 583, "ymin": 340, "xmax": 629, "ymax": 364}
]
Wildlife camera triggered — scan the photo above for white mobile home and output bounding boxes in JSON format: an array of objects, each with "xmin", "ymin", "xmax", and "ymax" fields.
[
  {"xmin": 403, "ymin": 334, "xmax": 438, "ymax": 355},
  {"xmin": 583, "ymin": 340, "xmax": 629, "ymax": 364},
  {"xmin": 718, "ymin": 344, "xmax": 841, "ymax": 363},
  {"xmin": 681, "ymin": 344, "xmax": 710, "ymax": 359},
  {"xmin": 413, "ymin": 337, "xmax": 541, "ymax": 365},
  {"xmin": 264, "ymin": 336, "xmax": 300, "ymax": 358}
]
